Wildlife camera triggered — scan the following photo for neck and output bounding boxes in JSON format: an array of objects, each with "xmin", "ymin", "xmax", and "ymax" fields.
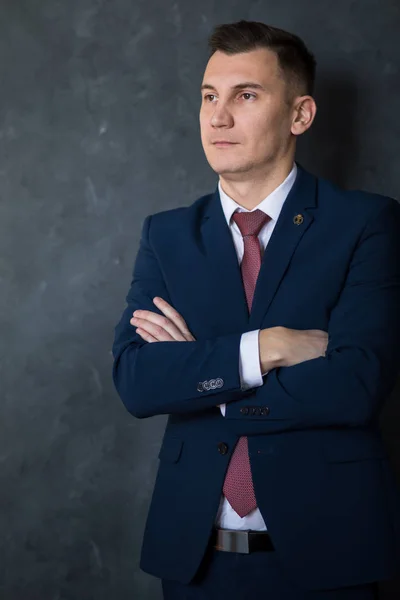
[{"xmin": 219, "ymin": 157, "xmax": 295, "ymax": 211}]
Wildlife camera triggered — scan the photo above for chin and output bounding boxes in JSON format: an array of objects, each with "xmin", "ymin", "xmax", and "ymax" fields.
[{"xmin": 209, "ymin": 161, "xmax": 250, "ymax": 175}]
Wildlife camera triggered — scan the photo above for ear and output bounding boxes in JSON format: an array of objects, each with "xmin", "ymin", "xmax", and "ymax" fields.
[{"xmin": 291, "ymin": 96, "xmax": 317, "ymax": 136}]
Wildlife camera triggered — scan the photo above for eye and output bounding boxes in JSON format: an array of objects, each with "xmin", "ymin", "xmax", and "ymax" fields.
[
  {"xmin": 203, "ymin": 92, "xmax": 256, "ymax": 102},
  {"xmin": 241, "ymin": 92, "xmax": 256, "ymax": 100}
]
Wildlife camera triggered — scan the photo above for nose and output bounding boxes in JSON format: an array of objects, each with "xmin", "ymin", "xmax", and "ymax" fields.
[{"xmin": 209, "ymin": 101, "xmax": 233, "ymax": 128}]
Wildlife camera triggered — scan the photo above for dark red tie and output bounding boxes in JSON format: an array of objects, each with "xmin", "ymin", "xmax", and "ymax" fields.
[{"xmin": 222, "ymin": 209, "xmax": 271, "ymax": 517}]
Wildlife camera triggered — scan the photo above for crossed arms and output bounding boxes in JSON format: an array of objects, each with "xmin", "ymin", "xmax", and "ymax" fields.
[{"xmin": 112, "ymin": 199, "xmax": 400, "ymax": 433}]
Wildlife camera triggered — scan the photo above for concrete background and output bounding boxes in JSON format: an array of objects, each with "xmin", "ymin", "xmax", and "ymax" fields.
[{"xmin": 0, "ymin": 0, "xmax": 399, "ymax": 598}]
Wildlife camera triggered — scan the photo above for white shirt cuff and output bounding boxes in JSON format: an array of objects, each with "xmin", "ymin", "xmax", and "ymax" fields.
[{"xmin": 219, "ymin": 329, "xmax": 268, "ymax": 417}]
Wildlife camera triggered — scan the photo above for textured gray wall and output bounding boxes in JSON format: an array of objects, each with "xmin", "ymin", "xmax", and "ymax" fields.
[{"xmin": 0, "ymin": 1, "xmax": 399, "ymax": 598}]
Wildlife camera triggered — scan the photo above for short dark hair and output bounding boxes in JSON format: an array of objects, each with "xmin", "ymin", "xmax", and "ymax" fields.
[{"xmin": 207, "ymin": 20, "xmax": 317, "ymax": 104}]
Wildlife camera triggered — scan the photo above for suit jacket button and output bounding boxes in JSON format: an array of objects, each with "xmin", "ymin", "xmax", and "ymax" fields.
[
  {"xmin": 240, "ymin": 407, "xmax": 249, "ymax": 415},
  {"xmin": 251, "ymin": 407, "xmax": 261, "ymax": 416},
  {"xmin": 261, "ymin": 407, "xmax": 270, "ymax": 416},
  {"xmin": 218, "ymin": 442, "xmax": 229, "ymax": 455}
]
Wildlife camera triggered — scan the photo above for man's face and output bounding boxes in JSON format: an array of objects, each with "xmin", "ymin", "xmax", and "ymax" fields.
[{"xmin": 199, "ymin": 48, "xmax": 295, "ymax": 177}]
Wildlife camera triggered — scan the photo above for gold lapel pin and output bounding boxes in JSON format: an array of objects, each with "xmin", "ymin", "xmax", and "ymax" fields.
[{"xmin": 293, "ymin": 214, "xmax": 304, "ymax": 225}]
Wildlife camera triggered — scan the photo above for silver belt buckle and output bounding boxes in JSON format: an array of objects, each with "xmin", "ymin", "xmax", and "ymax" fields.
[{"xmin": 216, "ymin": 529, "xmax": 250, "ymax": 553}]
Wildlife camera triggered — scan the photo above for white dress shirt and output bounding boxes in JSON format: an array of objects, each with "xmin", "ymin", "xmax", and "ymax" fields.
[{"xmin": 214, "ymin": 161, "xmax": 298, "ymax": 531}]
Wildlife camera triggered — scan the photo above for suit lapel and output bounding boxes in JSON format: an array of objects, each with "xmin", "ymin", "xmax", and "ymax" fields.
[
  {"xmin": 198, "ymin": 162, "xmax": 318, "ymax": 331},
  {"xmin": 249, "ymin": 163, "xmax": 318, "ymax": 328},
  {"xmin": 199, "ymin": 188, "xmax": 250, "ymax": 333}
]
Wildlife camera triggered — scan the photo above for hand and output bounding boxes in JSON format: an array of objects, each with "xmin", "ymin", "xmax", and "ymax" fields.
[
  {"xmin": 259, "ymin": 326, "xmax": 328, "ymax": 371},
  {"xmin": 130, "ymin": 296, "xmax": 196, "ymax": 343}
]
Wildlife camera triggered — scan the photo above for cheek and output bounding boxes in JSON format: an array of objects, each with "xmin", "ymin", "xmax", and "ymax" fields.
[
  {"xmin": 247, "ymin": 120, "xmax": 276, "ymax": 149},
  {"xmin": 244, "ymin": 108, "xmax": 274, "ymax": 135},
  {"xmin": 254, "ymin": 114, "xmax": 285, "ymax": 144},
  {"xmin": 199, "ymin": 106, "xmax": 212, "ymax": 124},
  {"xmin": 199, "ymin": 112, "xmax": 206, "ymax": 130}
]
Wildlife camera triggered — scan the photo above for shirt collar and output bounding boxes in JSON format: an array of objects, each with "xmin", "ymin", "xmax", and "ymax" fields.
[{"xmin": 218, "ymin": 162, "xmax": 298, "ymax": 227}]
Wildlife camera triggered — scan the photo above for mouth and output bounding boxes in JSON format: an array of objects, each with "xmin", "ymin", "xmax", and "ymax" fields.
[{"xmin": 213, "ymin": 142, "xmax": 237, "ymax": 147}]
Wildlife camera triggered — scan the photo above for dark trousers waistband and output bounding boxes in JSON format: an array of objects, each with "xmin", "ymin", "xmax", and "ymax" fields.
[{"xmin": 210, "ymin": 527, "xmax": 275, "ymax": 553}]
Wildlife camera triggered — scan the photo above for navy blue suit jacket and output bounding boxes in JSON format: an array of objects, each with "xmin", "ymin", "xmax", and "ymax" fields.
[{"xmin": 112, "ymin": 163, "xmax": 400, "ymax": 590}]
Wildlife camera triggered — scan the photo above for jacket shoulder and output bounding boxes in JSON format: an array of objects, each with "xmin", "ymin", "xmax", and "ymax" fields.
[
  {"xmin": 143, "ymin": 192, "xmax": 214, "ymax": 235},
  {"xmin": 308, "ymin": 172, "xmax": 400, "ymax": 236},
  {"xmin": 316, "ymin": 174, "xmax": 399, "ymax": 218}
]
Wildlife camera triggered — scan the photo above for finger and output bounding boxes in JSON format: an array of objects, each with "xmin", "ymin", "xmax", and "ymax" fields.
[
  {"xmin": 152, "ymin": 297, "xmax": 196, "ymax": 341},
  {"xmin": 136, "ymin": 327, "xmax": 158, "ymax": 343},
  {"xmin": 131, "ymin": 317, "xmax": 183, "ymax": 342},
  {"xmin": 131, "ymin": 312, "xmax": 189, "ymax": 342}
]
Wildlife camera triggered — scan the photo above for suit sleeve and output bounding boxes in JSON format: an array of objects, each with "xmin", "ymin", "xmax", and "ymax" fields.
[
  {"xmin": 112, "ymin": 214, "xmax": 252, "ymax": 418},
  {"xmin": 225, "ymin": 198, "xmax": 400, "ymax": 435}
]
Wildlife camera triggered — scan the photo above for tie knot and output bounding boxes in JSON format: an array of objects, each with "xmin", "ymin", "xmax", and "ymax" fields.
[{"xmin": 231, "ymin": 209, "xmax": 271, "ymax": 238}]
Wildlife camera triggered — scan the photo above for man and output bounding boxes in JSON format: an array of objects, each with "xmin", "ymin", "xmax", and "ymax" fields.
[{"xmin": 112, "ymin": 20, "xmax": 400, "ymax": 600}]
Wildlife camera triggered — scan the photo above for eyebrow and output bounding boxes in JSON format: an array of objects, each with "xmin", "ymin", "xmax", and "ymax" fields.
[{"xmin": 200, "ymin": 81, "xmax": 267, "ymax": 93}]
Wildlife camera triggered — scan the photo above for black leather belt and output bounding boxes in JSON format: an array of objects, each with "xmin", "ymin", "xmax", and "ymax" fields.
[{"xmin": 210, "ymin": 528, "xmax": 275, "ymax": 553}]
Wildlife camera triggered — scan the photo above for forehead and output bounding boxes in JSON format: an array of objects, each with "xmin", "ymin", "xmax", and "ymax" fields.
[{"xmin": 202, "ymin": 48, "xmax": 281, "ymax": 88}]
